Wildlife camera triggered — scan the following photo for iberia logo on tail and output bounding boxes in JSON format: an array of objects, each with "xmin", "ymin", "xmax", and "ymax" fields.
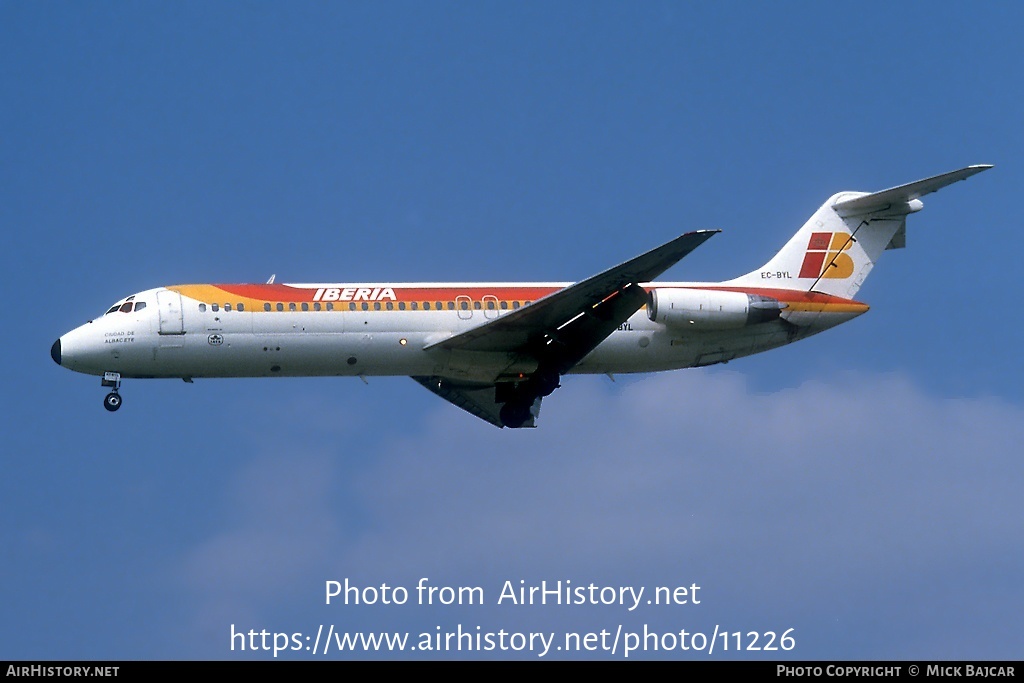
[{"xmin": 799, "ymin": 232, "xmax": 854, "ymax": 279}]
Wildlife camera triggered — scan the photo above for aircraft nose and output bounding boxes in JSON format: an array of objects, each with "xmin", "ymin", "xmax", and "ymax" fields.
[{"xmin": 51, "ymin": 338, "xmax": 61, "ymax": 366}]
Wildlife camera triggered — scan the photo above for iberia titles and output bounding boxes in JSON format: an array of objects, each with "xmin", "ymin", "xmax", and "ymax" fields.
[{"xmin": 312, "ymin": 287, "xmax": 396, "ymax": 302}]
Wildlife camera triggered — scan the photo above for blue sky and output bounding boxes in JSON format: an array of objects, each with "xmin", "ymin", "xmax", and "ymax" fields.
[{"xmin": 3, "ymin": 2, "xmax": 1022, "ymax": 660}]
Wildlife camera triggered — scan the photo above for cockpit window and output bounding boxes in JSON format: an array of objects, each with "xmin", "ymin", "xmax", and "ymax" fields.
[
  {"xmin": 106, "ymin": 305, "xmax": 120, "ymax": 315},
  {"xmin": 119, "ymin": 302, "xmax": 133, "ymax": 313},
  {"xmin": 134, "ymin": 302, "xmax": 147, "ymax": 312}
]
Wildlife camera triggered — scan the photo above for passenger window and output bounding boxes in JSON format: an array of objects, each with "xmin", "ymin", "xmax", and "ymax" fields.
[
  {"xmin": 199, "ymin": 304, "xmax": 207, "ymax": 312},
  {"xmin": 411, "ymin": 302, "xmax": 418, "ymax": 310},
  {"xmin": 301, "ymin": 303, "xmax": 309, "ymax": 311},
  {"xmin": 238, "ymin": 303, "xmax": 244, "ymax": 311},
  {"xmin": 460, "ymin": 301, "xmax": 469, "ymax": 310},
  {"xmin": 276, "ymin": 303, "xmax": 284, "ymax": 312},
  {"xmin": 500, "ymin": 301, "xmax": 508, "ymax": 309},
  {"xmin": 289, "ymin": 303, "xmax": 296, "ymax": 311},
  {"xmin": 326, "ymin": 303, "xmax": 334, "ymax": 311},
  {"xmin": 447, "ymin": 302, "xmax": 454, "ymax": 310},
  {"xmin": 513, "ymin": 301, "xmax": 521, "ymax": 309},
  {"xmin": 361, "ymin": 302, "xmax": 369, "ymax": 311},
  {"xmin": 134, "ymin": 301, "xmax": 147, "ymax": 312},
  {"xmin": 349, "ymin": 302, "xmax": 356, "ymax": 311},
  {"xmin": 224, "ymin": 303, "xmax": 232, "ymax": 311},
  {"xmin": 487, "ymin": 301, "xmax": 495, "ymax": 310},
  {"xmin": 386, "ymin": 302, "xmax": 394, "ymax": 310},
  {"xmin": 424, "ymin": 302, "xmax": 431, "ymax": 310},
  {"xmin": 264, "ymin": 303, "xmax": 271, "ymax": 311},
  {"xmin": 473, "ymin": 301, "xmax": 481, "ymax": 310},
  {"xmin": 398, "ymin": 302, "xmax": 405, "ymax": 310},
  {"xmin": 313, "ymin": 302, "xmax": 321, "ymax": 311},
  {"xmin": 212, "ymin": 303, "xmax": 219, "ymax": 312},
  {"xmin": 119, "ymin": 302, "xmax": 133, "ymax": 313},
  {"xmin": 373, "ymin": 302, "xmax": 381, "ymax": 311}
]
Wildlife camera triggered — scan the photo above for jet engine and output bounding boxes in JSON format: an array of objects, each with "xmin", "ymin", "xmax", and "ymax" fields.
[{"xmin": 646, "ymin": 288, "xmax": 785, "ymax": 330}]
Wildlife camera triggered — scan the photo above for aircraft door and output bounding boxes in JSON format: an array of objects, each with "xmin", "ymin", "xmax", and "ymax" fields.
[
  {"xmin": 157, "ymin": 290, "xmax": 185, "ymax": 335},
  {"xmin": 456, "ymin": 295, "xmax": 473, "ymax": 320},
  {"xmin": 483, "ymin": 295, "xmax": 499, "ymax": 319}
]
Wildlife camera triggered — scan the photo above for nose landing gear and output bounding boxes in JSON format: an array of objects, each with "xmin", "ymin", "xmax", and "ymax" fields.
[{"xmin": 101, "ymin": 371, "xmax": 122, "ymax": 412}]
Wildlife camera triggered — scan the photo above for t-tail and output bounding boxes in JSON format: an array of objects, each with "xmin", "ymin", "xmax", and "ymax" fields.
[{"xmin": 726, "ymin": 165, "xmax": 993, "ymax": 299}]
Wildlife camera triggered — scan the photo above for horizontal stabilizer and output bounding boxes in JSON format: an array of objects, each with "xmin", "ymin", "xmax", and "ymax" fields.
[{"xmin": 833, "ymin": 165, "xmax": 992, "ymax": 216}]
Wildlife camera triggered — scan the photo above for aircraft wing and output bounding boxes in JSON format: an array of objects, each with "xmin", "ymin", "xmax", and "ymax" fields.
[
  {"xmin": 424, "ymin": 230, "xmax": 719, "ymax": 372},
  {"xmin": 410, "ymin": 376, "xmax": 523, "ymax": 428}
]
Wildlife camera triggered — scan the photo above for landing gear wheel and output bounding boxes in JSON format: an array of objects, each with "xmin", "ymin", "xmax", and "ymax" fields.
[
  {"xmin": 531, "ymin": 368, "xmax": 561, "ymax": 397},
  {"xmin": 103, "ymin": 392, "xmax": 122, "ymax": 412},
  {"xmin": 499, "ymin": 401, "xmax": 532, "ymax": 429}
]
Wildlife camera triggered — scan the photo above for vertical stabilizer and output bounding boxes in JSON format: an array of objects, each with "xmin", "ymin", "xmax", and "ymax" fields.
[{"xmin": 726, "ymin": 165, "xmax": 992, "ymax": 299}]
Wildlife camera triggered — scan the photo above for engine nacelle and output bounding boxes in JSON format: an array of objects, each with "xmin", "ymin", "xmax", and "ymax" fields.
[{"xmin": 647, "ymin": 288, "xmax": 785, "ymax": 330}]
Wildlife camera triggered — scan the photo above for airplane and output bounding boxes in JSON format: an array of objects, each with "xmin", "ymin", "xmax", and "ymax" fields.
[{"xmin": 51, "ymin": 165, "xmax": 991, "ymax": 428}]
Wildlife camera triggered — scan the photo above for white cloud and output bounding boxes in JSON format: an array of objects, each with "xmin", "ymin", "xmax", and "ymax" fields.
[{"xmin": 176, "ymin": 369, "xmax": 1024, "ymax": 658}]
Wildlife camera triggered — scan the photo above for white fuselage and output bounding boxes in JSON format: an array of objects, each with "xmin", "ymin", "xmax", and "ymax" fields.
[{"xmin": 55, "ymin": 281, "xmax": 865, "ymax": 385}]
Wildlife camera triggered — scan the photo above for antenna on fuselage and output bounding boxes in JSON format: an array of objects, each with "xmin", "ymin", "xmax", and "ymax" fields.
[{"xmin": 266, "ymin": 274, "xmax": 276, "ymax": 284}]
